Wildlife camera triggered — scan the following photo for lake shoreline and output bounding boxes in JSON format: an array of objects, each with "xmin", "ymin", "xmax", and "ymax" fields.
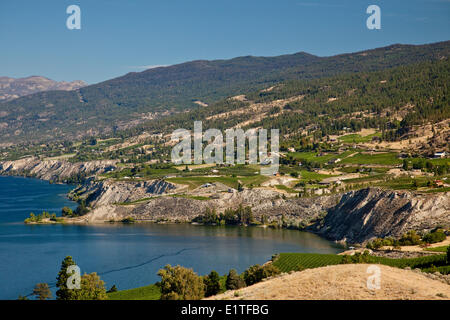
[{"xmin": 0, "ymin": 175, "xmax": 343, "ymax": 299}]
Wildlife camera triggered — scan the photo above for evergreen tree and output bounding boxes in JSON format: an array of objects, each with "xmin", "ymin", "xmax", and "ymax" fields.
[
  {"xmin": 203, "ymin": 270, "xmax": 221, "ymax": 297},
  {"xmin": 56, "ymin": 256, "xmax": 77, "ymax": 300},
  {"xmin": 225, "ymin": 269, "xmax": 245, "ymax": 290},
  {"xmin": 402, "ymin": 159, "xmax": 409, "ymax": 171}
]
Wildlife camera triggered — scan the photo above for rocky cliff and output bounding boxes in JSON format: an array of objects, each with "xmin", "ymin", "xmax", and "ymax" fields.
[
  {"xmin": 0, "ymin": 157, "xmax": 117, "ymax": 182},
  {"xmin": 77, "ymin": 179, "xmax": 177, "ymax": 207},
  {"xmin": 72, "ymin": 182, "xmax": 340, "ymax": 225},
  {"xmin": 308, "ymin": 188, "xmax": 450, "ymax": 244},
  {"xmin": 74, "ymin": 183, "xmax": 449, "ymax": 244},
  {"xmin": 74, "ymin": 188, "xmax": 339, "ymax": 225}
]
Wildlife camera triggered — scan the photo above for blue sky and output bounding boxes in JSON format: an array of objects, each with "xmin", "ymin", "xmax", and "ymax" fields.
[{"xmin": 0, "ymin": 0, "xmax": 449, "ymax": 84}]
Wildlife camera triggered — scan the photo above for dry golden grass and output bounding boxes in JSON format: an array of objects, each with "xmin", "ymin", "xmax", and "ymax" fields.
[{"xmin": 207, "ymin": 264, "xmax": 450, "ymax": 300}]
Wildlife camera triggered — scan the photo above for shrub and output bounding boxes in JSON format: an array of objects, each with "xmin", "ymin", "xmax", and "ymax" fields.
[
  {"xmin": 447, "ymin": 246, "xmax": 450, "ymax": 263},
  {"xmin": 121, "ymin": 217, "xmax": 135, "ymax": 224},
  {"xmin": 192, "ymin": 208, "xmax": 219, "ymax": 225},
  {"xmin": 158, "ymin": 265, "xmax": 205, "ymax": 300},
  {"xmin": 74, "ymin": 199, "xmax": 89, "ymax": 216},
  {"xmin": 398, "ymin": 230, "xmax": 422, "ymax": 246},
  {"xmin": 226, "ymin": 269, "xmax": 245, "ymax": 290},
  {"xmin": 107, "ymin": 285, "xmax": 118, "ymax": 293},
  {"xmin": 422, "ymin": 229, "xmax": 446, "ymax": 244},
  {"xmin": 33, "ymin": 283, "xmax": 52, "ymax": 300},
  {"xmin": 243, "ymin": 264, "xmax": 280, "ymax": 286},
  {"xmin": 61, "ymin": 207, "xmax": 73, "ymax": 217},
  {"xmin": 340, "ymin": 251, "xmax": 376, "ymax": 264}
]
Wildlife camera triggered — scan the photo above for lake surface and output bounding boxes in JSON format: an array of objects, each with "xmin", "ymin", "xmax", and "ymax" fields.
[{"xmin": 0, "ymin": 175, "xmax": 343, "ymax": 300}]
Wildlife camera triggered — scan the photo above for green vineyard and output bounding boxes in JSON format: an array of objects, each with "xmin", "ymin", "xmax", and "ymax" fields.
[
  {"xmin": 273, "ymin": 253, "xmax": 449, "ymax": 274},
  {"xmin": 273, "ymin": 253, "xmax": 344, "ymax": 272}
]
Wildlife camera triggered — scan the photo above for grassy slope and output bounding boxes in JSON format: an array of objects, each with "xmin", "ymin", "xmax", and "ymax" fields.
[{"xmin": 107, "ymin": 284, "xmax": 161, "ymax": 300}]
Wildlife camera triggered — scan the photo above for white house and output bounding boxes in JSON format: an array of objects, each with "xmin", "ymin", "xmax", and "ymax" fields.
[{"xmin": 434, "ymin": 151, "xmax": 447, "ymax": 158}]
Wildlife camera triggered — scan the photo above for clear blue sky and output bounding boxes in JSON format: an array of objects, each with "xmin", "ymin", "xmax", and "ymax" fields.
[{"xmin": 0, "ymin": 0, "xmax": 449, "ymax": 84}]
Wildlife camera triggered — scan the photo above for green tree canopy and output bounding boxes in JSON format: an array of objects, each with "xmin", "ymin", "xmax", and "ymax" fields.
[
  {"xmin": 33, "ymin": 283, "xmax": 52, "ymax": 300},
  {"xmin": 71, "ymin": 273, "xmax": 108, "ymax": 300},
  {"xmin": 158, "ymin": 264, "xmax": 205, "ymax": 300}
]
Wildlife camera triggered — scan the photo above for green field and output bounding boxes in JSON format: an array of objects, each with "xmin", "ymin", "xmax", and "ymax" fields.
[
  {"xmin": 425, "ymin": 245, "xmax": 450, "ymax": 253},
  {"xmin": 274, "ymin": 185, "xmax": 298, "ymax": 193},
  {"xmin": 289, "ymin": 151, "xmax": 354, "ymax": 164},
  {"xmin": 299, "ymin": 170, "xmax": 334, "ymax": 181},
  {"xmin": 273, "ymin": 253, "xmax": 344, "ymax": 272},
  {"xmin": 107, "ymin": 284, "xmax": 161, "ymax": 300},
  {"xmin": 340, "ymin": 152, "xmax": 401, "ymax": 166}
]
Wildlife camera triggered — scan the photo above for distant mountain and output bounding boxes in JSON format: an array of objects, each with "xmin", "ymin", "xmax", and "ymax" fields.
[
  {"xmin": 0, "ymin": 41, "xmax": 448, "ymax": 143},
  {"xmin": 0, "ymin": 76, "xmax": 86, "ymax": 102}
]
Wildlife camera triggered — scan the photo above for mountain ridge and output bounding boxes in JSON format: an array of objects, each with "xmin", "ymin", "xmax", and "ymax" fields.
[
  {"xmin": 0, "ymin": 76, "xmax": 86, "ymax": 102},
  {"xmin": 0, "ymin": 40, "xmax": 448, "ymax": 143}
]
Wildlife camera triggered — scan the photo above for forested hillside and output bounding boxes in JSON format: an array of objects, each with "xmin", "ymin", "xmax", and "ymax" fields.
[
  {"xmin": 0, "ymin": 41, "xmax": 449, "ymax": 143},
  {"xmin": 126, "ymin": 58, "xmax": 449, "ymax": 145}
]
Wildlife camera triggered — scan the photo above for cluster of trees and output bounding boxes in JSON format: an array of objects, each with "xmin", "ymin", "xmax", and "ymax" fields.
[
  {"xmin": 24, "ymin": 211, "xmax": 59, "ymax": 224},
  {"xmin": 422, "ymin": 229, "xmax": 447, "ymax": 244},
  {"xmin": 341, "ymin": 251, "xmax": 376, "ymax": 264},
  {"xmin": 61, "ymin": 200, "xmax": 89, "ymax": 218},
  {"xmin": 157, "ymin": 263, "xmax": 280, "ymax": 300},
  {"xmin": 366, "ymin": 229, "xmax": 447, "ymax": 249},
  {"xmin": 55, "ymin": 256, "xmax": 108, "ymax": 300},
  {"xmin": 26, "ymin": 255, "xmax": 281, "ymax": 300},
  {"xmin": 192, "ymin": 205, "xmax": 254, "ymax": 226},
  {"xmin": 22, "ymin": 256, "xmax": 109, "ymax": 300}
]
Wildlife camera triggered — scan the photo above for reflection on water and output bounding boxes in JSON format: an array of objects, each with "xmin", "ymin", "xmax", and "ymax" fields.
[{"xmin": 0, "ymin": 176, "xmax": 343, "ymax": 299}]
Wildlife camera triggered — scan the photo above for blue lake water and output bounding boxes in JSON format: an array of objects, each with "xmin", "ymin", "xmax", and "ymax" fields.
[{"xmin": 0, "ymin": 175, "xmax": 343, "ymax": 300}]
